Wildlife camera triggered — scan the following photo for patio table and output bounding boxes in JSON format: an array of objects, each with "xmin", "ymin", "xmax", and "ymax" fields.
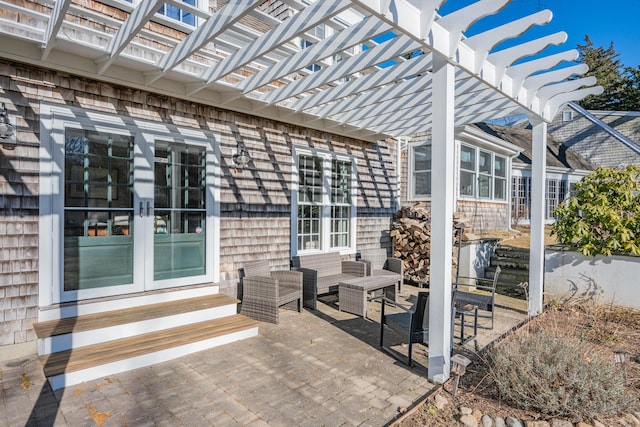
[{"xmin": 338, "ymin": 275, "xmax": 398, "ymax": 318}]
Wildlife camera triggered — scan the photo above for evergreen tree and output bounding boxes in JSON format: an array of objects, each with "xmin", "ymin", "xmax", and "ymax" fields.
[
  {"xmin": 620, "ymin": 66, "xmax": 640, "ymax": 111},
  {"xmin": 577, "ymin": 35, "xmax": 624, "ymax": 110}
]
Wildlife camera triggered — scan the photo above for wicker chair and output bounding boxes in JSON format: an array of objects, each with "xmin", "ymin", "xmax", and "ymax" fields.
[
  {"xmin": 359, "ymin": 248, "xmax": 404, "ymax": 291},
  {"xmin": 240, "ymin": 260, "xmax": 303, "ymax": 324}
]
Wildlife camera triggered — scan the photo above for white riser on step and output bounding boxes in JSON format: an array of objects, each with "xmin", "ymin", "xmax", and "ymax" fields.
[
  {"xmin": 38, "ymin": 285, "xmax": 219, "ymax": 322},
  {"xmin": 46, "ymin": 326, "xmax": 259, "ymax": 391},
  {"xmin": 38, "ymin": 303, "xmax": 238, "ymax": 355}
]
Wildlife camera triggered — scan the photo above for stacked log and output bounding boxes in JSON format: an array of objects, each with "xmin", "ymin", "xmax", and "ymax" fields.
[{"xmin": 390, "ymin": 204, "xmax": 471, "ymax": 284}]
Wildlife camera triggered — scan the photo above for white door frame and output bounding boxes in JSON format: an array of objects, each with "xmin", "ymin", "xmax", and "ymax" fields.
[{"xmin": 38, "ymin": 104, "xmax": 221, "ymax": 306}]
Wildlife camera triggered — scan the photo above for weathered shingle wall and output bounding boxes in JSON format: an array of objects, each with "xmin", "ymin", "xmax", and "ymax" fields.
[
  {"xmin": 0, "ymin": 58, "xmax": 398, "ymax": 346},
  {"xmin": 455, "ymin": 200, "xmax": 509, "ymax": 234}
]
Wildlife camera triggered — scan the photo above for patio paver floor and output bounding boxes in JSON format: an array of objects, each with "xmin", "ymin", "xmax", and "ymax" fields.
[{"xmin": 0, "ymin": 285, "xmax": 527, "ymax": 426}]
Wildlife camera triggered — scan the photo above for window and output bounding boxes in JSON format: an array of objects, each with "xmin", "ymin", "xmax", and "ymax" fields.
[
  {"xmin": 562, "ymin": 110, "xmax": 574, "ymax": 122},
  {"xmin": 511, "ymin": 176, "xmax": 572, "ymax": 222},
  {"xmin": 294, "ymin": 151, "xmax": 355, "ymax": 254},
  {"xmin": 158, "ymin": 0, "xmax": 196, "ymax": 26},
  {"xmin": 459, "ymin": 144, "xmax": 507, "ymax": 201},
  {"xmin": 331, "ymin": 160, "xmax": 351, "ymax": 248},
  {"xmin": 411, "ymin": 143, "xmax": 431, "ymax": 197},
  {"xmin": 297, "ymin": 155, "xmax": 323, "ymax": 250},
  {"xmin": 459, "ymin": 145, "xmax": 476, "ymax": 197}
]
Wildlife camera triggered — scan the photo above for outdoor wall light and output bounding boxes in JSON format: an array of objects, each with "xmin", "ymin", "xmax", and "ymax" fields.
[
  {"xmin": 450, "ymin": 353, "xmax": 472, "ymax": 396},
  {"xmin": 0, "ymin": 103, "xmax": 16, "ymax": 149},
  {"xmin": 233, "ymin": 143, "xmax": 250, "ymax": 170}
]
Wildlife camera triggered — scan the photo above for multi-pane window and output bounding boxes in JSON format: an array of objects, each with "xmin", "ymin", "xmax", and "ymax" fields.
[
  {"xmin": 494, "ymin": 156, "xmax": 507, "ymax": 200},
  {"xmin": 295, "ymin": 153, "xmax": 354, "ymax": 253},
  {"xmin": 158, "ymin": 0, "xmax": 196, "ymax": 26},
  {"xmin": 459, "ymin": 145, "xmax": 476, "ymax": 197},
  {"xmin": 511, "ymin": 176, "xmax": 573, "ymax": 222},
  {"xmin": 459, "ymin": 144, "xmax": 507, "ymax": 201},
  {"xmin": 297, "ymin": 155, "xmax": 323, "ymax": 251},
  {"xmin": 412, "ymin": 144, "xmax": 431, "ymax": 197},
  {"xmin": 331, "ymin": 160, "xmax": 351, "ymax": 248}
]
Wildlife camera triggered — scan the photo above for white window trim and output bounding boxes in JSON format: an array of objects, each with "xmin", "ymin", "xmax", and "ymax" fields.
[
  {"xmin": 39, "ymin": 103, "xmax": 221, "ymax": 306},
  {"xmin": 457, "ymin": 142, "xmax": 509, "ymax": 203},
  {"xmin": 291, "ymin": 147, "xmax": 357, "ymax": 256},
  {"xmin": 407, "ymin": 140, "xmax": 432, "ymax": 201}
]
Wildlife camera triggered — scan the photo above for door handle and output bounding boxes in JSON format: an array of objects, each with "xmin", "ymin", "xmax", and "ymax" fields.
[
  {"xmin": 146, "ymin": 201, "xmax": 152, "ymax": 216},
  {"xmin": 139, "ymin": 201, "xmax": 144, "ymax": 217}
]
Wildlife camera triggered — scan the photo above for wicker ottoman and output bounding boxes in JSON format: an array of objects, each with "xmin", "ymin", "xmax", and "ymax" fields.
[{"xmin": 338, "ymin": 276, "xmax": 398, "ymax": 318}]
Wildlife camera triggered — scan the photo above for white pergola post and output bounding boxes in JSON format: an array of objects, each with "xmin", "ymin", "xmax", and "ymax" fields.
[
  {"xmin": 528, "ymin": 119, "xmax": 547, "ymax": 315},
  {"xmin": 428, "ymin": 54, "xmax": 456, "ymax": 384}
]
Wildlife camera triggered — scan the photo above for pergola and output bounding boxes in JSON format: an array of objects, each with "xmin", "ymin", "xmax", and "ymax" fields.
[{"xmin": 0, "ymin": 0, "xmax": 602, "ymax": 382}]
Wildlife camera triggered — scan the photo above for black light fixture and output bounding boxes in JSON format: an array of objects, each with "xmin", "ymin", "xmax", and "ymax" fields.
[
  {"xmin": 0, "ymin": 103, "xmax": 16, "ymax": 149},
  {"xmin": 233, "ymin": 143, "xmax": 250, "ymax": 169}
]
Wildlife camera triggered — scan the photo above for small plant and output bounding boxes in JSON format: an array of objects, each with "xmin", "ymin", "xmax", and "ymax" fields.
[
  {"xmin": 486, "ymin": 323, "xmax": 632, "ymax": 419},
  {"xmin": 552, "ymin": 166, "xmax": 640, "ymax": 256}
]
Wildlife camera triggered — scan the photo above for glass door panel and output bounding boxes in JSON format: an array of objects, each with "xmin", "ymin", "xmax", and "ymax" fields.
[
  {"xmin": 63, "ymin": 130, "xmax": 135, "ymax": 291},
  {"xmin": 153, "ymin": 143, "xmax": 206, "ymax": 281}
]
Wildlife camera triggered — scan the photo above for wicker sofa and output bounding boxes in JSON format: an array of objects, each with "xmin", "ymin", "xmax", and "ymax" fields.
[{"xmin": 291, "ymin": 252, "xmax": 366, "ymax": 310}]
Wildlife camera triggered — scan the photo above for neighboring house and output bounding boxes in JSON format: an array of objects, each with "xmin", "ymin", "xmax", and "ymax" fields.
[
  {"xmin": 401, "ymin": 125, "xmax": 520, "ymax": 235},
  {"xmin": 400, "ymin": 123, "xmax": 595, "ymax": 233},
  {"xmin": 476, "ymin": 123, "xmax": 595, "ymax": 225},
  {"xmin": 548, "ymin": 102, "xmax": 640, "ymax": 168}
]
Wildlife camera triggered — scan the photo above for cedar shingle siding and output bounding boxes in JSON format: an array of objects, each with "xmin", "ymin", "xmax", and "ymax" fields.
[{"xmin": 0, "ymin": 58, "xmax": 398, "ymax": 346}]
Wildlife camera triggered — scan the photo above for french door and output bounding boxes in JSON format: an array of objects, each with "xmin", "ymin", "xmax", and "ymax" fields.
[{"xmin": 58, "ymin": 124, "xmax": 215, "ymax": 303}]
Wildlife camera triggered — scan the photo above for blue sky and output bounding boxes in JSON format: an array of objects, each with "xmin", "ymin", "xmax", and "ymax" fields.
[{"xmin": 438, "ymin": 0, "xmax": 640, "ymax": 69}]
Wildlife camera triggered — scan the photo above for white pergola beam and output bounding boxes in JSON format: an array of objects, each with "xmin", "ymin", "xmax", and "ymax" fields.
[
  {"xmin": 465, "ymin": 9, "xmax": 552, "ymax": 73},
  {"xmin": 524, "ymin": 63, "xmax": 588, "ymax": 107},
  {"xmin": 323, "ymin": 73, "xmax": 436, "ymax": 122},
  {"xmin": 436, "ymin": 0, "xmax": 509, "ymax": 57},
  {"xmin": 96, "ymin": 0, "xmax": 164, "ymax": 75},
  {"xmin": 241, "ymin": 16, "xmax": 389, "ymax": 94},
  {"xmin": 485, "ymin": 32, "xmax": 567, "ymax": 86},
  {"xmin": 151, "ymin": 0, "xmax": 261, "ymax": 82},
  {"xmin": 202, "ymin": 0, "xmax": 352, "ymax": 85},
  {"xmin": 41, "ymin": 0, "xmax": 72, "ymax": 61},
  {"xmin": 507, "ymin": 49, "xmax": 579, "ymax": 98},
  {"xmin": 291, "ymin": 51, "xmax": 433, "ymax": 112},
  {"xmin": 264, "ymin": 34, "xmax": 422, "ymax": 105}
]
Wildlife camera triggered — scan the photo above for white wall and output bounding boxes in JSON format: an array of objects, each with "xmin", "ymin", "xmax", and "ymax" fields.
[{"xmin": 545, "ymin": 249, "xmax": 640, "ymax": 309}]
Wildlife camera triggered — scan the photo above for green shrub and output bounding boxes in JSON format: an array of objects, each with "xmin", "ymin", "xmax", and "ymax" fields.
[
  {"xmin": 486, "ymin": 327, "xmax": 630, "ymax": 419},
  {"xmin": 552, "ymin": 166, "xmax": 640, "ymax": 256}
]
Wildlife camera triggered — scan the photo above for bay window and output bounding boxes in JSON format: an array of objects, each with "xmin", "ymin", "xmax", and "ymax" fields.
[{"xmin": 459, "ymin": 144, "xmax": 507, "ymax": 201}]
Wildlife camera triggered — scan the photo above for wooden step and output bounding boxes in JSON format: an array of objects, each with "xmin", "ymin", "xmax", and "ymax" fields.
[
  {"xmin": 34, "ymin": 294, "xmax": 238, "ymax": 339},
  {"xmin": 41, "ymin": 314, "xmax": 259, "ymax": 389}
]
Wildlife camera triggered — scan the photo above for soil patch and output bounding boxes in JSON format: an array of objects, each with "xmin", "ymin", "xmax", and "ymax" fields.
[{"xmin": 399, "ymin": 304, "xmax": 640, "ymax": 426}]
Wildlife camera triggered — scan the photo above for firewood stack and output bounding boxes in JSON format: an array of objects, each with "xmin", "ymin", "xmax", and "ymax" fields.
[{"xmin": 390, "ymin": 204, "xmax": 472, "ymax": 284}]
